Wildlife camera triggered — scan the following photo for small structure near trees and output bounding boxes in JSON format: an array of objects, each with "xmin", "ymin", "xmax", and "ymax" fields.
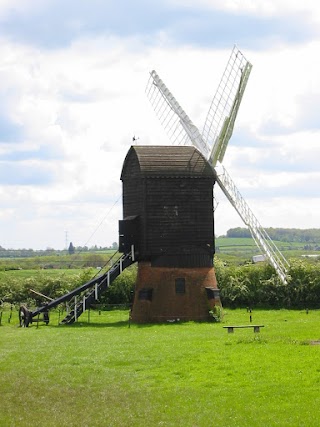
[{"xmin": 68, "ymin": 242, "xmax": 75, "ymax": 255}]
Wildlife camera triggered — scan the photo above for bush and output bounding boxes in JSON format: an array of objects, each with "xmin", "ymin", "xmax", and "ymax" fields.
[
  {"xmin": 102, "ymin": 265, "xmax": 137, "ymax": 305},
  {"xmin": 0, "ymin": 271, "xmax": 94, "ymax": 306},
  {"xmin": 216, "ymin": 258, "xmax": 320, "ymax": 309}
]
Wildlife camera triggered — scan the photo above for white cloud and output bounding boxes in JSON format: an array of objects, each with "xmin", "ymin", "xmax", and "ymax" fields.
[
  {"xmin": 0, "ymin": 1, "xmax": 320, "ymax": 248},
  {"xmin": 0, "ymin": 0, "xmax": 44, "ymax": 17},
  {"xmin": 170, "ymin": 0, "xmax": 320, "ymax": 20}
]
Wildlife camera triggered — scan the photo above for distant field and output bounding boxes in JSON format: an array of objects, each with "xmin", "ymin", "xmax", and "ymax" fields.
[
  {"xmin": 0, "ymin": 250, "xmax": 118, "ymax": 272},
  {"xmin": 0, "ymin": 268, "xmax": 84, "ymax": 279},
  {"xmin": 216, "ymin": 237, "xmax": 304, "ymax": 250},
  {"xmin": 0, "ymin": 241, "xmax": 318, "ymax": 272},
  {"xmin": 215, "ymin": 237, "xmax": 319, "ymax": 264},
  {"xmin": 1, "ymin": 309, "xmax": 320, "ymax": 426}
]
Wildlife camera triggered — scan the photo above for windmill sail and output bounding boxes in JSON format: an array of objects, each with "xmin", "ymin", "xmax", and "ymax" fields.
[
  {"xmin": 202, "ymin": 46, "xmax": 252, "ymax": 155},
  {"xmin": 146, "ymin": 51, "xmax": 289, "ymax": 285},
  {"xmin": 210, "ymin": 62, "xmax": 252, "ymax": 166},
  {"xmin": 146, "ymin": 70, "xmax": 210, "ymax": 158},
  {"xmin": 203, "ymin": 46, "xmax": 252, "ymax": 166},
  {"xmin": 216, "ymin": 165, "xmax": 289, "ymax": 283}
]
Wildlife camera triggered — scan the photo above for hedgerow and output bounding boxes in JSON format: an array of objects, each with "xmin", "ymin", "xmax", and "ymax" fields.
[
  {"xmin": 216, "ymin": 258, "xmax": 320, "ymax": 309},
  {"xmin": 1, "ymin": 260, "xmax": 320, "ymax": 309}
]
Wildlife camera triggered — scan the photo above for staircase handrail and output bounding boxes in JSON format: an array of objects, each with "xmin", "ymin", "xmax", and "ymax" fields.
[{"xmin": 31, "ymin": 252, "xmax": 134, "ymax": 317}]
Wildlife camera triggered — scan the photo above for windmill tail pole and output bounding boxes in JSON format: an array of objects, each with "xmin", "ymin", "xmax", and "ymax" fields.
[{"xmin": 29, "ymin": 288, "xmax": 54, "ymax": 301}]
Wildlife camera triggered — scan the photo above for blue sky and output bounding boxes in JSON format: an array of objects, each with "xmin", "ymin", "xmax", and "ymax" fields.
[
  {"xmin": 0, "ymin": 0, "xmax": 320, "ymax": 249},
  {"xmin": 0, "ymin": 1, "xmax": 317, "ymax": 49}
]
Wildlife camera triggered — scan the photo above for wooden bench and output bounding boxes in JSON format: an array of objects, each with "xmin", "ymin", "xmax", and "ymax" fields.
[{"xmin": 223, "ymin": 325, "xmax": 264, "ymax": 333}]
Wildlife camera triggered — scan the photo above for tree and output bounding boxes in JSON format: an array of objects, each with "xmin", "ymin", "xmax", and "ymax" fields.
[{"xmin": 68, "ymin": 242, "xmax": 75, "ymax": 255}]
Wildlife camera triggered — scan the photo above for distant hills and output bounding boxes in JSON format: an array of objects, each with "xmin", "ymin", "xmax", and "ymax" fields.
[{"xmin": 224, "ymin": 228, "xmax": 320, "ymax": 243}]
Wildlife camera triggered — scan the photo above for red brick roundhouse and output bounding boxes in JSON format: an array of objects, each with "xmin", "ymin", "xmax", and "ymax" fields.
[{"xmin": 119, "ymin": 145, "xmax": 221, "ymax": 323}]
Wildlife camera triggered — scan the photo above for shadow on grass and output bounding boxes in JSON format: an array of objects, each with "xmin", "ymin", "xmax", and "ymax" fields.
[
  {"xmin": 57, "ymin": 321, "xmax": 189, "ymax": 328},
  {"xmin": 27, "ymin": 318, "xmax": 130, "ymax": 329},
  {"xmin": 58, "ymin": 320, "xmax": 130, "ymax": 328},
  {"xmin": 43, "ymin": 319, "xmax": 198, "ymax": 329}
]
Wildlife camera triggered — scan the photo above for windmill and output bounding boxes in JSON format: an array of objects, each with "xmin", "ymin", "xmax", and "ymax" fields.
[
  {"xmin": 20, "ymin": 141, "xmax": 220, "ymax": 326},
  {"xmin": 119, "ymin": 144, "xmax": 220, "ymax": 322},
  {"xmin": 145, "ymin": 45, "xmax": 289, "ymax": 285},
  {"xmin": 18, "ymin": 46, "xmax": 289, "ymax": 327}
]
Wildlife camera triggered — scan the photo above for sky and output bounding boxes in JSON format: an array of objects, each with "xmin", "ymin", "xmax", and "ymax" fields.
[{"xmin": 0, "ymin": 0, "xmax": 320, "ymax": 250}]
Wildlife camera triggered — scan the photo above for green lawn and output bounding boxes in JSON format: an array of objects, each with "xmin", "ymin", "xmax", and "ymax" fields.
[{"xmin": 1, "ymin": 309, "xmax": 320, "ymax": 426}]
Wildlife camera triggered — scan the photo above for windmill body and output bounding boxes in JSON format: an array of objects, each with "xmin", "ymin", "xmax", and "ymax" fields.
[{"xmin": 119, "ymin": 145, "xmax": 221, "ymax": 322}]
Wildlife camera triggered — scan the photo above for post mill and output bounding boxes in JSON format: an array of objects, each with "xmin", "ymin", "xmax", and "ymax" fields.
[
  {"xmin": 18, "ymin": 46, "xmax": 289, "ymax": 326},
  {"xmin": 119, "ymin": 145, "xmax": 220, "ymax": 322}
]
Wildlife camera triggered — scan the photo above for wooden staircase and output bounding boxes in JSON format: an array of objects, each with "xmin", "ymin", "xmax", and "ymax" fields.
[{"xmin": 30, "ymin": 251, "xmax": 135, "ymax": 324}]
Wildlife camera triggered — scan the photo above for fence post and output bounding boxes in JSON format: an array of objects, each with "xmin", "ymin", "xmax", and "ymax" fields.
[
  {"xmin": 74, "ymin": 296, "xmax": 77, "ymax": 322},
  {"xmin": 8, "ymin": 305, "xmax": 13, "ymax": 324}
]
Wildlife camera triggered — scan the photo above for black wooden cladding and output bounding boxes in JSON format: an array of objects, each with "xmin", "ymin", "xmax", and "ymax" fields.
[{"xmin": 120, "ymin": 145, "xmax": 216, "ymax": 267}]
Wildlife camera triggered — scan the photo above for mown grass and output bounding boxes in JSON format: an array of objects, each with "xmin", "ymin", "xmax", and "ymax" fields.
[{"xmin": 1, "ymin": 309, "xmax": 320, "ymax": 426}]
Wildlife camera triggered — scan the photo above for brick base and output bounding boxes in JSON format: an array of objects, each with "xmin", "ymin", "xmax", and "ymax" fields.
[{"xmin": 131, "ymin": 261, "xmax": 221, "ymax": 323}]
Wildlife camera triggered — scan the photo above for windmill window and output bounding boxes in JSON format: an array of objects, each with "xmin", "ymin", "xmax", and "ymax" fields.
[
  {"xmin": 138, "ymin": 288, "xmax": 153, "ymax": 301},
  {"xmin": 205, "ymin": 287, "xmax": 220, "ymax": 300},
  {"xmin": 175, "ymin": 278, "xmax": 186, "ymax": 294}
]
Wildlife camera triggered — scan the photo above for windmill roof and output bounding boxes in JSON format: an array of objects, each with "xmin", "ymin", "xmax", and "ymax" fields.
[{"xmin": 121, "ymin": 145, "xmax": 215, "ymax": 179}]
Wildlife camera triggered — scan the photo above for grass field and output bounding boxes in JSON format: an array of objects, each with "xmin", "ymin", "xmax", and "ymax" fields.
[
  {"xmin": 1, "ymin": 308, "xmax": 320, "ymax": 426},
  {"xmin": 0, "ymin": 268, "xmax": 84, "ymax": 279},
  {"xmin": 215, "ymin": 237, "xmax": 319, "ymax": 265}
]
